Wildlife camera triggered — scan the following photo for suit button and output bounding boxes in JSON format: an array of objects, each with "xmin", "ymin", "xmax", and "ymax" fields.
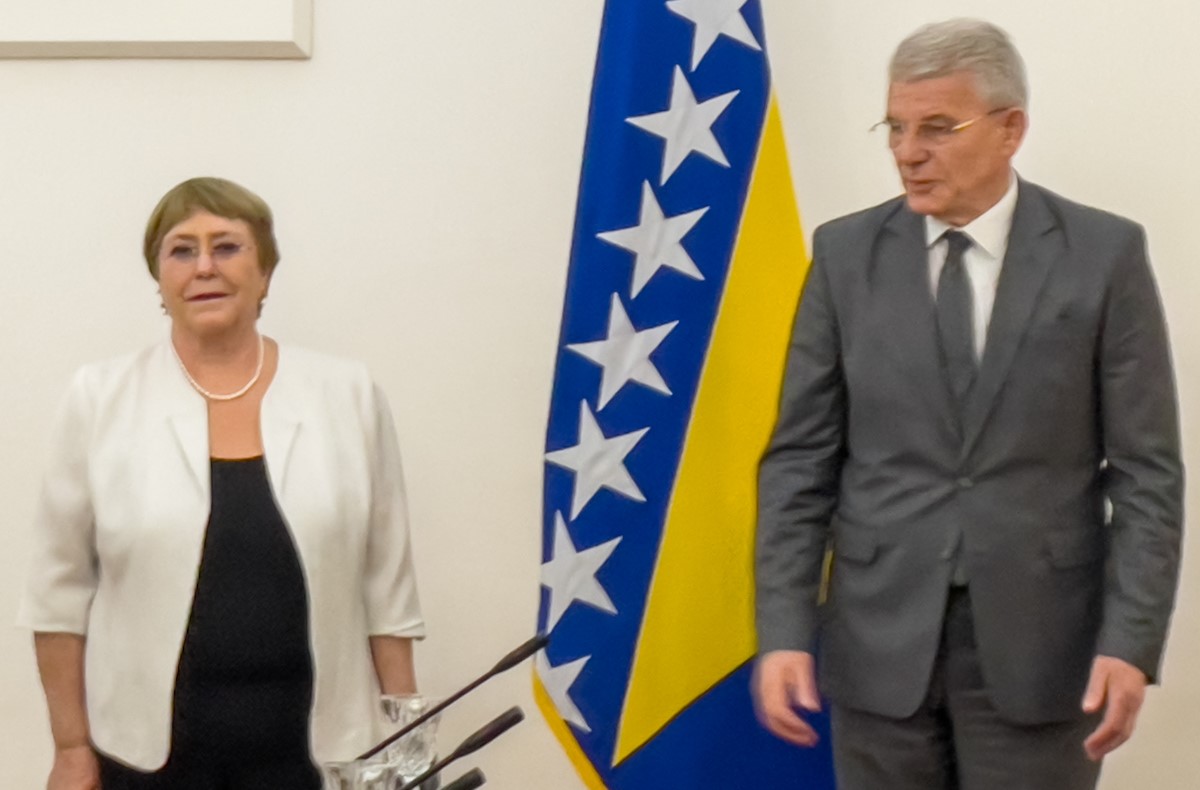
[
  {"xmin": 956, "ymin": 477, "xmax": 974, "ymax": 489},
  {"xmin": 939, "ymin": 547, "xmax": 955, "ymax": 560}
]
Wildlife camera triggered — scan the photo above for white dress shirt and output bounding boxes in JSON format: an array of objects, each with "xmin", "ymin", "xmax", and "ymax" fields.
[{"xmin": 925, "ymin": 174, "xmax": 1020, "ymax": 360}]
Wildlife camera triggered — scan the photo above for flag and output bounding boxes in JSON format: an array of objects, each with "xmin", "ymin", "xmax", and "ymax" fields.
[{"xmin": 537, "ymin": 1, "xmax": 834, "ymax": 786}]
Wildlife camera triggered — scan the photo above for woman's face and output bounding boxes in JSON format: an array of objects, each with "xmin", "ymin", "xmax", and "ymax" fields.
[{"xmin": 157, "ymin": 211, "xmax": 269, "ymax": 342}]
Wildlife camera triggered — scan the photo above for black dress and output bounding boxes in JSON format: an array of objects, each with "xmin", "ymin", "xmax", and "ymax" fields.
[{"xmin": 98, "ymin": 457, "xmax": 322, "ymax": 789}]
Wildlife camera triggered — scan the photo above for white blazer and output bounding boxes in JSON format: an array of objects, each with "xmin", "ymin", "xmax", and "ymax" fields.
[{"xmin": 18, "ymin": 341, "xmax": 425, "ymax": 769}]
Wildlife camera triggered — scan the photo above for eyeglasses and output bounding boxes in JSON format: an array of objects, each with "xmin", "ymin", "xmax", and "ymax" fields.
[
  {"xmin": 163, "ymin": 241, "xmax": 253, "ymax": 265},
  {"xmin": 871, "ymin": 107, "xmax": 1011, "ymax": 148}
]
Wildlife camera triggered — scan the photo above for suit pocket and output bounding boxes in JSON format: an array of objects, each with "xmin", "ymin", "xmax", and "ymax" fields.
[
  {"xmin": 1024, "ymin": 306, "xmax": 1097, "ymax": 353},
  {"xmin": 1045, "ymin": 530, "xmax": 1104, "ymax": 569},
  {"xmin": 834, "ymin": 525, "xmax": 879, "ymax": 564}
]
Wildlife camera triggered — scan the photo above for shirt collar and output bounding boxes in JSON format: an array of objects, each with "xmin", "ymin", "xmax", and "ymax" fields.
[{"xmin": 925, "ymin": 172, "xmax": 1020, "ymax": 258}]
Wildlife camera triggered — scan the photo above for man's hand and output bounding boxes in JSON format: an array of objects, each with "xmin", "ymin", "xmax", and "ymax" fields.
[
  {"xmin": 47, "ymin": 744, "xmax": 100, "ymax": 790},
  {"xmin": 1082, "ymin": 655, "xmax": 1147, "ymax": 761},
  {"xmin": 752, "ymin": 650, "xmax": 822, "ymax": 747}
]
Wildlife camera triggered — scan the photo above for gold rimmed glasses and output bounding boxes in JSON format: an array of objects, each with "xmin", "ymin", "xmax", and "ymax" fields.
[{"xmin": 871, "ymin": 107, "xmax": 1011, "ymax": 148}]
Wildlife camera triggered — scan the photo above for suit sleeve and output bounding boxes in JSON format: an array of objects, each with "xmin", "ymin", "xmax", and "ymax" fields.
[
  {"xmin": 17, "ymin": 369, "xmax": 99, "ymax": 635},
  {"xmin": 1095, "ymin": 226, "xmax": 1183, "ymax": 681},
  {"xmin": 361, "ymin": 383, "xmax": 426, "ymax": 639},
  {"xmin": 755, "ymin": 228, "xmax": 846, "ymax": 655}
]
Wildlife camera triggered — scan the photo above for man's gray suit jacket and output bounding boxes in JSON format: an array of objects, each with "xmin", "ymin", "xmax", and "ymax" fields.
[{"xmin": 755, "ymin": 180, "xmax": 1183, "ymax": 725}]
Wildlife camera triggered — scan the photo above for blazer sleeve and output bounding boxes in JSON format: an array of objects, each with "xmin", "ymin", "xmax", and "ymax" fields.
[
  {"xmin": 755, "ymin": 228, "xmax": 846, "ymax": 655},
  {"xmin": 1095, "ymin": 226, "xmax": 1184, "ymax": 681},
  {"xmin": 361, "ymin": 382, "xmax": 426, "ymax": 639},
  {"xmin": 17, "ymin": 368, "xmax": 99, "ymax": 634}
]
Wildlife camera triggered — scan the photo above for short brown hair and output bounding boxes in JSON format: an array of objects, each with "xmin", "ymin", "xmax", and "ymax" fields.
[{"xmin": 143, "ymin": 177, "xmax": 280, "ymax": 280}]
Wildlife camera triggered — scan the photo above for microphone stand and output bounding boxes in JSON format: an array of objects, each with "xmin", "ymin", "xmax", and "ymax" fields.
[
  {"xmin": 357, "ymin": 633, "xmax": 547, "ymax": 762},
  {"xmin": 440, "ymin": 767, "xmax": 486, "ymax": 790}
]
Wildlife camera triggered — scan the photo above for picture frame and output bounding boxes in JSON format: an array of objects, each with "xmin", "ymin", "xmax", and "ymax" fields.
[{"xmin": 0, "ymin": 0, "xmax": 312, "ymax": 59}]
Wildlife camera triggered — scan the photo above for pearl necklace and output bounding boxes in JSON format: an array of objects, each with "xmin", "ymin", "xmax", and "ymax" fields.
[{"xmin": 172, "ymin": 335, "xmax": 265, "ymax": 401}]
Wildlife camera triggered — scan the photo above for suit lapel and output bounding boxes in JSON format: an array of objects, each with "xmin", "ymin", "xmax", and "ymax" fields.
[
  {"xmin": 168, "ymin": 410, "xmax": 209, "ymax": 495},
  {"xmin": 959, "ymin": 182, "xmax": 1059, "ymax": 456},
  {"xmin": 881, "ymin": 205, "xmax": 962, "ymax": 438},
  {"xmin": 160, "ymin": 342, "xmax": 211, "ymax": 497},
  {"xmin": 261, "ymin": 347, "xmax": 301, "ymax": 499}
]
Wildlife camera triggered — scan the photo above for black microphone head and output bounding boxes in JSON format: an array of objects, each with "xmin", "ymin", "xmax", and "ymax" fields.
[
  {"xmin": 491, "ymin": 634, "xmax": 550, "ymax": 674},
  {"xmin": 442, "ymin": 767, "xmax": 486, "ymax": 790},
  {"xmin": 452, "ymin": 706, "xmax": 525, "ymax": 758}
]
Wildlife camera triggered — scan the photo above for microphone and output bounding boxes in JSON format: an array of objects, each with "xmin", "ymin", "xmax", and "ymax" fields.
[
  {"xmin": 441, "ymin": 768, "xmax": 486, "ymax": 790},
  {"xmin": 396, "ymin": 707, "xmax": 524, "ymax": 790},
  {"xmin": 357, "ymin": 633, "xmax": 547, "ymax": 761}
]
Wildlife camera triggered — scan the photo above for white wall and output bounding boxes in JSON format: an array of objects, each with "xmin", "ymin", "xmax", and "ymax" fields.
[{"xmin": 0, "ymin": 1, "xmax": 1196, "ymax": 788}]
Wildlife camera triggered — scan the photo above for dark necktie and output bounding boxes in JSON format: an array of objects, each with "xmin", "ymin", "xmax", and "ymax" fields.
[{"xmin": 937, "ymin": 230, "xmax": 976, "ymax": 412}]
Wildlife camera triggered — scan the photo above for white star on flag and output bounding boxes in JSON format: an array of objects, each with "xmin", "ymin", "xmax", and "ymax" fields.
[
  {"xmin": 540, "ymin": 512, "xmax": 621, "ymax": 632},
  {"xmin": 545, "ymin": 401, "xmax": 649, "ymax": 519},
  {"xmin": 597, "ymin": 181, "xmax": 708, "ymax": 298},
  {"xmin": 627, "ymin": 66, "xmax": 739, "ymax": 184},
  {"xmin": 566, "ymin": 293, "xmax": 678, "ymax": 409},
  {"xmin": 537, "ymin": 651, "xmax": 592, "ymax": 732},
  {"xmin": 667, "ymin": 0, "xmax": 762, "ymax": 71}
]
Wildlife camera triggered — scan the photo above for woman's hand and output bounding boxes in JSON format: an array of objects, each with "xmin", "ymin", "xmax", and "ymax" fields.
[{"xmin": 47, "ymin": 744, "xmax": 100, "ymax": 790}]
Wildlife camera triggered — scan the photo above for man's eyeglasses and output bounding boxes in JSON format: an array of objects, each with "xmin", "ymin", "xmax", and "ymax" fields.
[{"xmin": 870, "ymin": 107, "xmax": 1011, "ymax": 148}]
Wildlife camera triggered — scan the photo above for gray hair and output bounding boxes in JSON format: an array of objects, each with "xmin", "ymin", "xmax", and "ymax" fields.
[{"xmin": 889, "ymin": 19, "xmax": 1028, "ymax": 110}]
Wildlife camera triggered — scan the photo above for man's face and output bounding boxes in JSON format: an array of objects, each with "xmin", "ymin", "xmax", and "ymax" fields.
[{"xmin": 885, "ymin": 72, "xmax": 1026, "ymax": 226}]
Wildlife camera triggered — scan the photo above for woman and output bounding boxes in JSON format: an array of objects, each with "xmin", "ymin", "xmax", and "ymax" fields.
[{"xmin": 19, "ymin": 177, "xmax": 424, "ymax": 789}]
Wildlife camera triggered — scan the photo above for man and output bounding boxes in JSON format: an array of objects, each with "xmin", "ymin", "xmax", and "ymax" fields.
[{"xmin": 753, "ymin": 18, "xmax": 1182, "ymax": 790}]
